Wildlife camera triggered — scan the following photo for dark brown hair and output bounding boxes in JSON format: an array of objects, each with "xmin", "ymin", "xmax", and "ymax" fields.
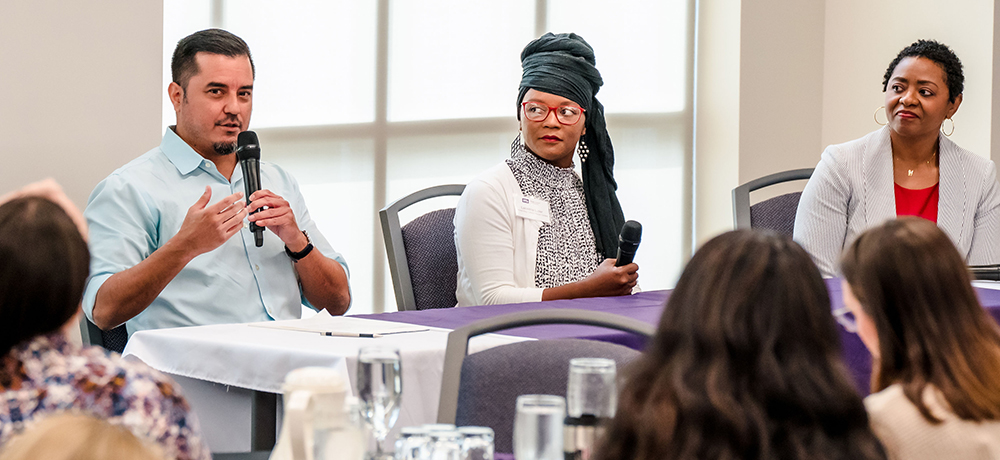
[
  {"xmin": 0, "ymin": 197, "xmax": 89, "ymax": 353},
  {"xmin": 596, "ymin": 230, "xmax": 885, "ymax": 460},
  {"xmin": 841, "ymin": 217, "xmax": 1000, "ymax": 422},
  {"xmin": 171, "ymin": 28, "xmax": 255, "ymax": 91}
]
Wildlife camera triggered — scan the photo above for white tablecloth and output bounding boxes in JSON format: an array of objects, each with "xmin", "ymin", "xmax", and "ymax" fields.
[
  {"xmin": 972, "ymin": 280, "xmax": 1000, "ymax": 290},
  {"xmin": 122, "ymin": 318, "xmax": 528, "ymax": 452}
]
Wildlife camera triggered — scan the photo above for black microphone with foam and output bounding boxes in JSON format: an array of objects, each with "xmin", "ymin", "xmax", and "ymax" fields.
[
  {"xmin": 615, "ymin": 220, "xmax": 642, "ymax": 266},
  {"xmin": 236, "ymin": 131, "xmax": 264, "ymax": 247}
]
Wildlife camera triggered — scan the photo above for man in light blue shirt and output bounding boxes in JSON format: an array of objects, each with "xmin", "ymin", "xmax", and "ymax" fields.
[{"xmin": 83, "ymin": 29, "xmax": 351, "ymax": 335}]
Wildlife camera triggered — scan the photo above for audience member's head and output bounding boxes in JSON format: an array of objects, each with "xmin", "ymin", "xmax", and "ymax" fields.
[
  {"xmin": 0, "ymin": 413, "xmax": 165, "ymax": 460},
  {"xmin": 0, "ymin": 196, "xmax": 89, "ymax": 353},
  {"xmin": 841, "ymin": 217, "xmax": 1000, "ymax": 422},
  {"xmin": 596, "ymin": 229, "xmax": 885, "ymax": 460},
  {"xmin": 0, "ymin": 178, "xmax": 87, "ymax": 238}
]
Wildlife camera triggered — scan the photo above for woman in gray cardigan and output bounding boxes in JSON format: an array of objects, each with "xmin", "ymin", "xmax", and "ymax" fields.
[{"xmin": 794, "ymin": 40, "xmax": 1000, "ymax": 277}]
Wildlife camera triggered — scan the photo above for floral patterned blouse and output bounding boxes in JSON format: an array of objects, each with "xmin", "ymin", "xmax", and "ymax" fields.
[{"xmin": 0, "ymin": 333, "xmax": 211, "ymax": 460}]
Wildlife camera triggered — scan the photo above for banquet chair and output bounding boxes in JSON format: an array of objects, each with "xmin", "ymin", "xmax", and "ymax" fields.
[
  {"xmin": 437, "ymin": 309, "xmax": 655, "ymax": 453},
  {"xmin": 732, "ymin": 168, "xmax": 814, "ymax": 236},
  {"xmin": 79, "ymin": 317, "xmax": 129, "ymax": 354},
  {"xmin": 380, "ymin": 184, "xmax": 466, "ymax": 311}
]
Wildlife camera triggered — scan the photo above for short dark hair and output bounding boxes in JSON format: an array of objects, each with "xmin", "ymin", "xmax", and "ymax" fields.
[
  {"xmin": 171, "ymin": 28, "xmax": 255, "ymax": 90},
  {"xmin": 882, "ymin": 39, "xmax": 964, "ymax": 103},
  {"xmin": 596, "ymin": 230, "xmax": 886, "ymax": 460},
  {"xmin": 841, "ymin": 217, "xmax": 1000, "ymax": 423},
  {"xmin": 0, "ymin": 197, "xmax": 89, "ymax": 354}
]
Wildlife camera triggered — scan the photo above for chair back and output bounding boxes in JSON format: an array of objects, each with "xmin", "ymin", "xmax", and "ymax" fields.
[
  {"xmin": 732, "ymin": 168, "xmax": 813, "ymax": 236},
  {"xmin": 457, "ymin": 338, "xmax": 638, "ymax": 453},
  {"xmin": 437, "ymin": 309, "xmax": 655, "ymax": 452},
  {"xmin": 380, "ymin": 184, "xmax": 466, "ymax": 311},
  {"xmin": 79, "ymin": 317, "xmax": 128, "ymax": 353}
]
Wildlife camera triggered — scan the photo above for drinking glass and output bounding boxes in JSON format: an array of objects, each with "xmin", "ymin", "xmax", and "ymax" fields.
[
  {"xmin": 566, "ymin": 358, "xmax": 617, "ymax": 418},
  {"xmin": 358, "ymin": 346, "xmax": 403, "ymax": 460},
  {"xmin": 457, "ymin": 426, "xmax": 494, "ymax": 460},
  {"xmin": 513, "ymin": 395, "xmax": 565, "ymax": 460},
  {"xmin": 395, "ymin": 426, "xmax": 431, "ymax": 460},
  {"xmin": 428, "ymin": 429, "xmax": 462, "ymax": 460}
]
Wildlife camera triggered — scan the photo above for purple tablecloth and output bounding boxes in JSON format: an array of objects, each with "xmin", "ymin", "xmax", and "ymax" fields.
[{"xmin": 353, "ymin": 280, "xmax": 1000, "ymax": 395}]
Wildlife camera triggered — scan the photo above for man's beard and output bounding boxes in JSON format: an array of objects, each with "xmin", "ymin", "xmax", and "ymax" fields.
[{"xmin": 214, "ymin": 142, "xmax": 237, "ymax": 155}]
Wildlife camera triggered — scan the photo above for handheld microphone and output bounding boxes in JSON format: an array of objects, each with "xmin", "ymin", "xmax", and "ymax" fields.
[
  {"xmin": 615, "ymin": 220, "xmax": 642, "ymax": 266},
  {"xmin": 236, "ymin": 131, "xmax": 264, "ymax": 247}
]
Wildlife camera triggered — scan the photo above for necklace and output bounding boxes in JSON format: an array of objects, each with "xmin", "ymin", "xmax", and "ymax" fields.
[{"xmin": 894, "ymin": 150, "xmax": 937, "ymax": 177}]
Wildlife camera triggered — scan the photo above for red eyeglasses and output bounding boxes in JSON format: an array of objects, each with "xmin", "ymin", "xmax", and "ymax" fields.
[{"xmin": 521, "ymin": 102, "xmax": 586, "ymax": 125}]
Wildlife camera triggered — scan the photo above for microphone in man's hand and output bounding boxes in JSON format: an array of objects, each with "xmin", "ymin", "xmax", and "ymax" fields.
[
  {"xmin": 236, "ymin": 131, "xmax": 264, "ymax": 247},
  {"xmin": 615, "ymin": 220, "xmax": 642, "ymax": 267}
]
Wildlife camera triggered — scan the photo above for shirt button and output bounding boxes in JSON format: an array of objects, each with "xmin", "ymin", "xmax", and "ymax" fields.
[{"xmin": 255, "ymin": 264, "xmax": 260, "ymax": 271}]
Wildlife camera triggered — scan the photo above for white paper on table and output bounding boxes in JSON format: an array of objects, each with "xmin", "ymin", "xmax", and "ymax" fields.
[{"xmin": 247, "ymin": 310, "xmax": 429, "ymax": 336}]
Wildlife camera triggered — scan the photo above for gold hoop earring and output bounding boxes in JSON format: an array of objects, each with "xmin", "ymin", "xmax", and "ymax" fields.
[
  {"xmin": 874, "ymin": 106, "xmax": 887, "ymax": 126},
  {"xmin": 941, "ymin": 118, "xmax": 955, "ymax": 137}
]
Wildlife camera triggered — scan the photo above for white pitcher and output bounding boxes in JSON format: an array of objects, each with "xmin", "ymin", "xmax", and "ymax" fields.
[{"xmin": 270, "ymin": 367, "xmax": 365, "ymax": 460}]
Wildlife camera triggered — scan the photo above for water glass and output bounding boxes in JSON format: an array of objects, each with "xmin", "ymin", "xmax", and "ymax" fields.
[
  {"xmin": 513, "ymin": 395, "xmax": 565, "ymax": 460},
  {"xmin": 428, "ymin": 429, "xmax": 463, "ymax": 460},
  {"xmin": 422, "ymin": 423, "xmax": 457, "ymax": 433},
  {"xmin": 458, "ymin": 426, "xmax": 494, "ymax": 460},
  {"xmin": 358, "ymin": 346, "xmax": 403, "ymax": 460},
  {"xmin": 566, "ymin": 358, "xmax": 617, "ymax": 418},
  {"xmin": 395, "ymin": 426, "xmax": 431, "ymax": 460}
]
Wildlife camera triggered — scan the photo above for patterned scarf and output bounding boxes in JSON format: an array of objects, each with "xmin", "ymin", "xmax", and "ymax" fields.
[{"xmin": 507, "ymin": 138, "xmax": 602, "ymax": 288}]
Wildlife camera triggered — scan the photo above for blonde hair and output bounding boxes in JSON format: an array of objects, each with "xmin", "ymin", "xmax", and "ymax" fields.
[{"xmin": 0, "ymin": 413, "xmax": 166, "ymax": 460}]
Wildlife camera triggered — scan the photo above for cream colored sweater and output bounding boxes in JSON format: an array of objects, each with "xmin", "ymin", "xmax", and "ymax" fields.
[{"xmin": 866, "ymin": 384, "xmax": 1000, "ymax": 460}]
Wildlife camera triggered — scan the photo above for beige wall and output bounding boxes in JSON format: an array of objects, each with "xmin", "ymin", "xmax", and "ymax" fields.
[
  {"xmin": 693, "ymin": 0, "xmax": 741, "ymax": 246},
  {"xmin": 739, "ymin": 0, "xmax": 826, "ymax": 181},
  {"xmin": 0, "ymin": 0, "xmax": 164, "ymax": 209},
  {"xmin": 694, "ymin": 0, "xmax": 826, "ymax": 246}
]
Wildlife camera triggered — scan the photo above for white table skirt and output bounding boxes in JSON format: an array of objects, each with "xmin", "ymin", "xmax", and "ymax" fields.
[{"xmin": 123, "ymin": 319, "xmax": 528, "ymax": 452}]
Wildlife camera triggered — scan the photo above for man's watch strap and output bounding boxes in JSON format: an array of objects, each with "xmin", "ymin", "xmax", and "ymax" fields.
[{"xmin": 284, "ymin": 230, "xmax": 313, "ymax": 262}]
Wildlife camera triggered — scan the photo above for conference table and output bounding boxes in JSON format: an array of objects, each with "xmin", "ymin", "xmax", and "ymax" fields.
[
  {"xmin": 353, "ymin": 280, "xmax": 1000, "ymax": 392},
  {"xmin": 122, "ymin": 279, "xmax": 1000, "ymax": 454}
]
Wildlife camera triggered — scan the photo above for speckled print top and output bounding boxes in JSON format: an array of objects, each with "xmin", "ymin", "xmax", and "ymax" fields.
[
  {"xmin": 0, "ymin": 333, "xmax": 211, "ymax": 460},
  {"xmin": 507, "ymin": 138, "xmax": 602, "ymax": 289}
]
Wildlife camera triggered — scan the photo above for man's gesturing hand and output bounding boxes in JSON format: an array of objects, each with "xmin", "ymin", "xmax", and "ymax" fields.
[{"xmin": 174, "ymin": 186, "xmax": 248, "ymax": 259}]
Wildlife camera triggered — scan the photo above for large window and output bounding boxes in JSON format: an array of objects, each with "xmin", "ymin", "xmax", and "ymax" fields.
[{"xmin": 164, "ymin": 0, "xmax": 694, "ymax": 314}]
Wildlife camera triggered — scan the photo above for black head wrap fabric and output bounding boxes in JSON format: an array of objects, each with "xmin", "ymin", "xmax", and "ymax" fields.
[{"xmin": 517, "ymin": 32, "xmax": 625, "ymax": 259}]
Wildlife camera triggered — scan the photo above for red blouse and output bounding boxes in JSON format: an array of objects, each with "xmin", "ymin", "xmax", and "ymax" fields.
[{"xmin": 894, "ymin": 182, "xmax": 939, "ymax": 223}]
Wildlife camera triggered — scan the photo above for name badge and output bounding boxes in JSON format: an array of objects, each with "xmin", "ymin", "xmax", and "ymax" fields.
[{"xmin": 515, "ymin": 196, "xmax": 551, "ymax": 224}]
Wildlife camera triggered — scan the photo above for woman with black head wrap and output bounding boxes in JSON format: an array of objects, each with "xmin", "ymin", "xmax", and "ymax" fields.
[{"xmin": 454, "ymin": 33, "xmax": 639, "ymax": 307}]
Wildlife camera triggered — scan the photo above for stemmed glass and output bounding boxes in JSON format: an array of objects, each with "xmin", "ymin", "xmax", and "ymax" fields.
[{"xmin": 357, "ymin": 346, "xmax": 402, "ymax": 460}]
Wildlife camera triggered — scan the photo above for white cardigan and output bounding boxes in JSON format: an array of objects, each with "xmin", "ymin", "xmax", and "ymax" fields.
[
  {"xmin": 454, "ymin": 162, "xmax": 549, "ymax": 306},
  {"xmin": 793, "ymin": 127, "xmax": 1000, "ymax": 277}
]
